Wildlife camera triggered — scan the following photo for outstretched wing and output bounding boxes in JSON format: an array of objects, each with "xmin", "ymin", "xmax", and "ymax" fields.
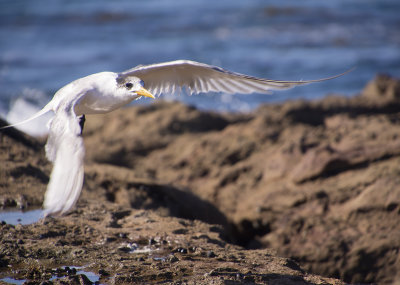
[
  {"xmin": 119, "ymin": 60, "xmax": 351, "ymax": 97},
  {"xmin": 43, "ymin": 103, "xmax": 85, "ymax": 216}
]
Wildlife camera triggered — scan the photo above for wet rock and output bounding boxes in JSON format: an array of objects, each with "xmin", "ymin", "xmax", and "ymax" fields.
[
  {"xmin": 172, "ymin": 228, "xmax": 188, "ymax": 235},
  {"xmin": 174, "ymin": 247, "xmax": 188, "ymax": 254},
  {"xmin": 98, "ymin": 269, "xmax": 109, "ymax": 276},
  {"xmin": 59, "ymin": 274, "xmax": 92, "ymax": 285},
  {"xmin": 0, "ymin": 255, "xmax": 9, "ymax": 268}
]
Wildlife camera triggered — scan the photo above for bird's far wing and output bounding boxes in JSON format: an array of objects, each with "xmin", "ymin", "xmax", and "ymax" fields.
[
  {"xmin": 0, "ymin": 100, "xmax": 53, "ymax": 130},
  {"xmin": 43, "ymin": 103, "xmax": 84, "ymax": 216},
  {"xmin": 119, "ymin": 60, "xmax": 352, "ymax": 97}
]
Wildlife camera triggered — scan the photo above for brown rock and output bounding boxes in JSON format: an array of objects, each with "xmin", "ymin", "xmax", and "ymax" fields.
[{"xmin": 1, "ymin": 74, "xmax": 400, "ymax": 284}]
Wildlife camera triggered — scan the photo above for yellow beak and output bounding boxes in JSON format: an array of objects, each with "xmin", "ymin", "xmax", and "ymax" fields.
[{"xmin": 137, "ymin": 87, "xmax": 155, "ymax": 99}]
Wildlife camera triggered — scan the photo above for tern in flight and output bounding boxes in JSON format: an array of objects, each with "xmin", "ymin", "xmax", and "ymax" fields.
[{"xmin": 1, "ymin": 60, "xmax": 350, "ymax": 216}]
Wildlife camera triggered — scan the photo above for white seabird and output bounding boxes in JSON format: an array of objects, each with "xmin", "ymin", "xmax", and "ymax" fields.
[{"xmin": 1, "ymin": 60, "xmax": 350, "ymax": 216}]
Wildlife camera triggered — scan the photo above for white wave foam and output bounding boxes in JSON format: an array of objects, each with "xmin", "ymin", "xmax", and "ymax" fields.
[{"xmin": 5, "ymin": 89, "xmax": 53, "ymax": 137}]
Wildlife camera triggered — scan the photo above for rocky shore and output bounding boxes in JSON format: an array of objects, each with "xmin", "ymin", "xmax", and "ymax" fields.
[{"xmin": 1, "ymin": 74, "xmax": 399, "ymax": 284}]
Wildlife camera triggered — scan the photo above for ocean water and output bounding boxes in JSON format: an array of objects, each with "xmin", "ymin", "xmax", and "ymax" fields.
[{"xmin": 0, "ymin": 0, "xmax": 399, "ymax": 136}]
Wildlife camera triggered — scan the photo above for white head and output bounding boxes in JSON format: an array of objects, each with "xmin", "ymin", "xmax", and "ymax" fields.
[
  {"xmin": 70, "ymin": 72, "xmax": 155, "ymax": 115},
  {"xmin": 115, "ymin": 74, "xmax": 155, "ymax": 100}
]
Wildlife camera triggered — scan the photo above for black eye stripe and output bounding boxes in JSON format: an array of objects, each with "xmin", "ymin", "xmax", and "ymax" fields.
[{"xmin": 125, "ymin": 82, "xmax": 133, "ymax": 89}]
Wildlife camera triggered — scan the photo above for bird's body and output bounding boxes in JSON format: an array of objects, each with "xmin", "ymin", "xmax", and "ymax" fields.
[
  {"xmin": 47, "ymin": 72, "xmax": 140, "ymax": 116},
  {"xmin": 1, "ymin": 60, "xmax": 350, "ymax": 216}
]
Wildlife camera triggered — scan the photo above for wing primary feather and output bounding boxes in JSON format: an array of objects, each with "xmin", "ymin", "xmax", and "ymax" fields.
[
  {"xmin": 227, "ymin": 78, "xmax": 260, "ymax": 94},
  {"xmin": 241, "ymin": 78, "xmax": 278, "ymax": 93},
  {"xmin": 207, "ymin": 78, "xmax": 220, "ymax": 93},
  {"xmin": 214, "ymin": 78, "xmax": 236, "ymax": 94},
  {"xmin": 192, "ymin": 77, "xmax": 203, "ymax": 94},
  {"xmin": 199, "ymin": 77, "xmax": 210, "ymax": 93}
]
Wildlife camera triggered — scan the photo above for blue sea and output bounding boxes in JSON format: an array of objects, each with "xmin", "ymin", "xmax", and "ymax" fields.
[{"xmin": 1, "ymin": 0, "xmax": 399, "ymax": 136}]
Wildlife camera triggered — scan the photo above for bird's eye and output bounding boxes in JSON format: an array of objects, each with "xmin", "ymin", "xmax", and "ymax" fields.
[{"xmin": 125, "ymin": 82, "xmax": 133, "ymax": 89}]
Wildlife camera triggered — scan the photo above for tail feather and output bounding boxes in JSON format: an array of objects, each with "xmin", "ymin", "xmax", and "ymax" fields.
[{"xmin": 0, "ymin": 101, "xmax": 53, "ymax": 130}]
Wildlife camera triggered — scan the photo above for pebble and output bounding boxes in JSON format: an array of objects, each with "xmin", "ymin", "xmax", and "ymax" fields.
[
  {"xmin": 99, "ymin": 269, "xmax": 109, "ymax": 276},
  {"xmin": 175, "ymin": 247, "xmax": 187, "ymax": 254},
  {"xmin": 206, "ymin": 251, "xmax": 216, "ymax": 258},
  {"xmin": 118, "ymin": 232, "xmax": 128, "ymax": 239},
  {"xmin": 167, "ymin": 254, "xmax": 179, "ymax": 263}
]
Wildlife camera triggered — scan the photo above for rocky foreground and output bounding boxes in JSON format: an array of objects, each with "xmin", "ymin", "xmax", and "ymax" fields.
[{"xmin": 1, "ymin": 75, "xmax": 400, "ymax": 284}]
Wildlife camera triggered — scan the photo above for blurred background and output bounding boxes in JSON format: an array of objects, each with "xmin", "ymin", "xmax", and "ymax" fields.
[{"xmin": 0, "ymin": 0, "xmax": 399, "ymax": 135}]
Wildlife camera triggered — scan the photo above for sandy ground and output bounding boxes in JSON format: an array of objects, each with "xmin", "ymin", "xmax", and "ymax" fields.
[{"xmin": 1, "ymin": 74, "xmax": 400, "ymax": 284}]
